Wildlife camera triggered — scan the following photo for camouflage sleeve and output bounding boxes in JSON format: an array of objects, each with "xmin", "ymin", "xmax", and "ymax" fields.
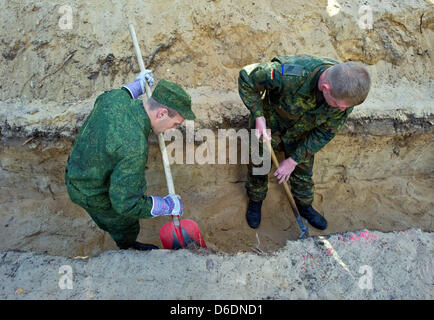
[
  {"xmin": 238, "ymin": 62, "xmax": 282, "ymax": 119},
  {"xmin": 109, "ymin": 152, "xmax": 154, "ymax": 219},
  {"xmin": 291, "ymin": 114, "xmax": 350, "ymax": 164}
]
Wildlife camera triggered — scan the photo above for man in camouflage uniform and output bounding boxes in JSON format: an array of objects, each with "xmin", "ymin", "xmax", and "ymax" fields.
[
  {"xmin": 238, "ymin": 54, "xmax": 371, "ymax": 230},
  {"xmin": 65, "ymin": 73, "xmax": 196, "ymax": 250}
]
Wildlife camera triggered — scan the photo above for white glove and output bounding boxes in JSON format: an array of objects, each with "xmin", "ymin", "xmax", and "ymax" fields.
[
  {"xmin": 136, "ymin": 69, "xmax": 154, "ymax": 92},
  {"xmin": 150, "ymin": 194, "xmax": 183, "ymax": 217}
]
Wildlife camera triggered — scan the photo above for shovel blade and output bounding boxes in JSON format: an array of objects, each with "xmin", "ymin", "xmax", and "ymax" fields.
[{"xmin": 160, "ymin": 219, "xmax": 207, "ymax": 250}]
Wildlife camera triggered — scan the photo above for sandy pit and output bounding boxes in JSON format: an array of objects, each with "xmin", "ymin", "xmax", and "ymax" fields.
[
  {"xmin": 0, "ymin": 132, "xmax": 433, "ymax": 258},
  {"xmin": 0, "ymin": 0, "xmax": 433, "ymax": 300}
]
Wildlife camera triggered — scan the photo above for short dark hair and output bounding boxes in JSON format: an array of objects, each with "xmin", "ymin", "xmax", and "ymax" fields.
[
  {"xmin": 146, "ymin": 97, "xmax": 179, "ymax": 118},
  {"xmin": 326, "ymin": 62, "xmax": 371, "ymax": 106}
]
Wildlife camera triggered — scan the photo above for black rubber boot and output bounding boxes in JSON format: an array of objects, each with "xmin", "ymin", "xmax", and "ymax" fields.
[
  {"xmin": 130, "ymin": 241, "xmax": 159, "ymax": 251},
  {"xmin": 296, "ymin": 204, "xmax": 328, "ymax": 230},
  {"xmin": 246, "ymin": 199, "xmax": 263, "ymax": 229}
]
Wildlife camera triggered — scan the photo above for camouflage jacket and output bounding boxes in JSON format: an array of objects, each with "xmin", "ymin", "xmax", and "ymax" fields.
[
  {"xmin": 65, "ymin": 88, "xmax": 154, "ymax": 219},
  {"xmin": 238, "ymin": 54, "xmax": 354, "ymax": 164}
]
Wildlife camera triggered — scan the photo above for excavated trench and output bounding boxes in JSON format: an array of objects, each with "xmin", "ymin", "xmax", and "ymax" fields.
[
  {"xmin": 0, "ymin": 0, "xmax": 433, "ymax": 259},
  {"xmin": 1, "ymin": 129, "xmax": 432, "ymax": 257}
]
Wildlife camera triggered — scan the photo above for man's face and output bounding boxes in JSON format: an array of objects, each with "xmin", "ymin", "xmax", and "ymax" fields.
[
  {"xmin": 152, "ymin": 109, "xmax": 185, "ymax": 134},
  {"xmin": 323, "ymin": 89, "xmax": 352, "ymax": 111}
]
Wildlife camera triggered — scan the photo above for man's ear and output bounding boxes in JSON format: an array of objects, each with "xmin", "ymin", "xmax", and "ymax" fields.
[
  {"xmin": 156, "ymin": 108, "xmax": 169, "ymax": 119},
  {"xmin": 320, "ymin": 81, "xmax": 332, "ymax": 93}
]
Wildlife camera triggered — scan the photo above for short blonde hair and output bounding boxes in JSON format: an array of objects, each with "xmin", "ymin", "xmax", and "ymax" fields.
[{"xmin": 326, "ymin": 62, "xmax": 371, "ymax": 106}]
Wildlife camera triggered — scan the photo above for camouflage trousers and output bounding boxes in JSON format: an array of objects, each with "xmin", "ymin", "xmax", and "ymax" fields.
[
  {"xmin": 85, "ymin": 207, "xmax": 140, "ymax": 249},
  {"xmin": 65, "ymin": 175, "xmax": 139, "ymax": 249},
  {"xmin": 246, "ymin": 111, "xmax": 315, "ymax": 207}
]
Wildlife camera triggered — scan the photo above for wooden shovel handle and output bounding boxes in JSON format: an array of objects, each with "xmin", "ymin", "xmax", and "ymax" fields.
[
  {"xmin": 264, "ymin": 139, "xmax": 301, "ymax": 217},
  {"xmin": 129, "ymin": 24, "xmax": 180, "ymax": 226}
]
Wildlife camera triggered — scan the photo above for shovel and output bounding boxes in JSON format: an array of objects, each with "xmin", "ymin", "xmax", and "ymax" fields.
[
  {"xmin": 129, "ymin": 24, "xmax": 206, "ymax": 249},
  {"xmin": 264, "ymin": 139, "xmax": 309, "ymax": 239}
]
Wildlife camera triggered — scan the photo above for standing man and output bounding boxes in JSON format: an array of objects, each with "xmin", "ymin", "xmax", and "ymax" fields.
[
  {"xmin": 65, "ymin": 72, "xmax": 196, "ymax": 250},
  {"xmin": 238, "ymin": 54, "xmax": 370, "ymax": 230}
]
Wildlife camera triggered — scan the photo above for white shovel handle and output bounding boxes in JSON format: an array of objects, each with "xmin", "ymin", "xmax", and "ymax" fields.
[{"xmin": 129, "ymin": 24, "xmax": 179, "ymax": 226}]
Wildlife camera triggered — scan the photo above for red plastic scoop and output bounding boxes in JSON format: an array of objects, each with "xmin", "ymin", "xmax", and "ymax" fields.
[{"xmin": 160, "ymin": 217, "xmax": 206, "ymax": 249}]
